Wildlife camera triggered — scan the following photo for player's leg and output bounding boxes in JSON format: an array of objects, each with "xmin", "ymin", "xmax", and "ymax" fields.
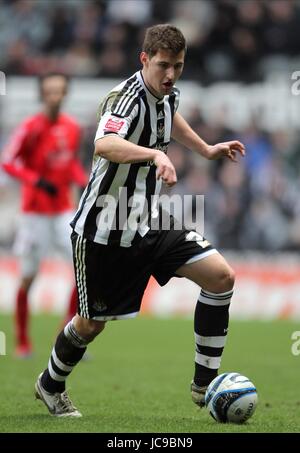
[
  {"xmin": 35, "ymin": 231, "xmax": 107, "ymax": 417},
  {"xmin": 35, "ymin": 224, "xmax": 107, "ymax": 414},
  {"xmin": 41, "ymin": 315, "xmax": 105, "ymax": 396},
  {"xmin": 15, "ymin": 275, "xmax": 35, "ymax": 357},
  {"xmin": 150, "ymin": 224, "xmax": 234, "ymax": 407},
  {"xmin": 35, "ymin": 315, "xmax": 105, "ymax": 417},
  {"xmin": 176, "ymin": 252, "xmax": 235, "ymax": 406},
  {"xmin": 35, "ymin": 230, "xmax": 151, "ymax": 416},
  {"xmin": 13, "ymin": 214, "xmax": 50, "ymax": 357}
]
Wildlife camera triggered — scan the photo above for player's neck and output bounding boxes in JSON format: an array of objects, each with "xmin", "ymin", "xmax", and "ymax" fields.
[
  {"xmin": 44, "ymin": 107, "xmax": 60, "ymax": 122},
  {"xmin": 141, "ymin": 69, "xmax": 163, "ymax": 100}
]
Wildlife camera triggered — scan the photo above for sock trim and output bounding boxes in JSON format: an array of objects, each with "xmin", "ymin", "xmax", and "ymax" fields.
[
  {"xmin": 64, "ymin": 321, "xmax": 87, "ymax": 348},
  {"xmin": 195, "ymin": 352, "xmax": 221, "ymax": 369},
  {"xmin": 48, "ymin": 360, "xmax": 68, "ymax": 382},
  {"xmin": 199, "ymin": 290, "xmax": 232, "ymax": 306},
  {"xmin": 51, "ymin": 347, "xmax": 73, "ymax": 372},
  {"xmin": 201, "ymin": 289, "xmax": 234, "ymax": 298},
  {"xmin": 195, "ymin": 333, "xmax": 227, "ymax": 348}
]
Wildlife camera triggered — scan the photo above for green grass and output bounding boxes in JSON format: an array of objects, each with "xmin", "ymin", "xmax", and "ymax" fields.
[{"xmin": 0, "ymin": 315, "xmax": 299, "ymax": 433}]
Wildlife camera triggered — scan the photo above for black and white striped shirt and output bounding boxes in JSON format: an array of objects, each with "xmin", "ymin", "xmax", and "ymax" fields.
[{"xmin": 71, "ymin": 70, "xmax": 180, "ymax": 247}]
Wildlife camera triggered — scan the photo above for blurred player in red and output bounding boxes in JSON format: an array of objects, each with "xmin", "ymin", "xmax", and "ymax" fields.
[{"xmin": 1, "ymin": 73, "xmax": 88, "ymax": 357}]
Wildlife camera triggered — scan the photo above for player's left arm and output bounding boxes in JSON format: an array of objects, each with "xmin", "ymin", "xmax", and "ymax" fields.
[
  {"xmin": 1, "ymin": 120, "xmax": 41, "ymax": 185},
  {"xmin": 171, "ymin": 112, "xmax": 245, "ymax": 162}
]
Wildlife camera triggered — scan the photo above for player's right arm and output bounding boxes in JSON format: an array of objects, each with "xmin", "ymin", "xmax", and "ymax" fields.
[
  {"xmin": 94, "ymin": 107, "xmax": 177, "ymax": 187},
  {"xmin": 96, "ymin": 135, "xmax": 177, "ymax": 187},
  {"xmin": 1, "ymin": 120, "xmax": 57, "ymax": 195},
  {"xmin": 1, "ymin": 120, "xmax": 39, "ymax": 185}
]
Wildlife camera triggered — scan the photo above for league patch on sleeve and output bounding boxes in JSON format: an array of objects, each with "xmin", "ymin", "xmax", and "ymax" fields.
[{"xmin": 104, "ymin": 117, "xmax": 125, "ymax": 133}]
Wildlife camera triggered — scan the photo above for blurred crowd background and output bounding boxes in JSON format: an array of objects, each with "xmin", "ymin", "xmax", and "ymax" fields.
[
  {"xmin": 1, "ymin": 0, "xmax": 300, "ymax": 81},
  {"xmin": 1, "ymin": 0, "xmax": 300, "ymax": 252}
]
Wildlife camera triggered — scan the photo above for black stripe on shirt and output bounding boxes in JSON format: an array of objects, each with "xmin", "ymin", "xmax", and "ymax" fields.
[{"xmin": 83, "ymin": 162, "xmax": 119, "ymax": 240}]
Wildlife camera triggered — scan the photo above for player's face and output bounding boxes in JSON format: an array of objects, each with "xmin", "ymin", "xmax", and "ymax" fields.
[
  {"xmin": 141, "ymin": 49, "xmax": 185, "ymax": 97},
  {"xmin": 41, "ymin": 76, "xmax": 68, "ymax": 111}
]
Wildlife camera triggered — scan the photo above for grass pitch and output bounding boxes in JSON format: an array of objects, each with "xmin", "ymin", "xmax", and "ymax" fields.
[{"xmin": 0, "ymin": 314, "xmax": 299, "ymax": 433}]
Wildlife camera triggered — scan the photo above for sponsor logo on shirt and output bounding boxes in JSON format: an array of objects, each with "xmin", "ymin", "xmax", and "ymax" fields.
[{"xmin": 104, "ymin": 117, "xmax": 125, "ymax": 133}]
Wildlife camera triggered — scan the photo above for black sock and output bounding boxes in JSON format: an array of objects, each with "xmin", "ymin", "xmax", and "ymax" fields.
[
  {"xmin": 194, "ymin": 289, "xmax": 233, "ymax": 387},
  {"xmin": 41, "ymin": 320, "xmax": 87, "ymax": 393}
]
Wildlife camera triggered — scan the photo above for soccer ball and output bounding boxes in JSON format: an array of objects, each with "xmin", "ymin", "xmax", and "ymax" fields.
[{"xmin": 205, "ymin": 372, "xmax": 258, "ymax": 423}]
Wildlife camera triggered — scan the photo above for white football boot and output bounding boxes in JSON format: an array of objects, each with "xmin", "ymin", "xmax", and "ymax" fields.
[
  {"xmin": 191, "ymin": 381, "xmax": 207, "ymax": 408},
  {"xmin": 35, "ymin": 373, "xmax": 82, "ymax": 417}
]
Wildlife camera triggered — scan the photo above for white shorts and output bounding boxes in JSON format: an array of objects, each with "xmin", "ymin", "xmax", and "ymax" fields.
[{"xmin": 13, "ymin": 212, "xmax": 74, "ymax": 277}]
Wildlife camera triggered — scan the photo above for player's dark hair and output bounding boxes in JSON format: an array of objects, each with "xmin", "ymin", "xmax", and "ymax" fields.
[
  {"xmin": 39, "ymin": 72, "xmax": 69, "ymax": 98},
  {"xmin": 142, "ymin": 24, "xmax": 187, "ymax": 57}
]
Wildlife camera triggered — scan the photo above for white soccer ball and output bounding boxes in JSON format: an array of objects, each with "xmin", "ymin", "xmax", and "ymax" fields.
[{"xmin": 205, "ymin": 372, "xmax": 258, "ymax": 423}]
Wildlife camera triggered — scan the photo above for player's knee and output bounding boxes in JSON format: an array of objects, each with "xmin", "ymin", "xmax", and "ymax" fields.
[
  {"xmin": 217, "ymin": 265, "xmax": 235, "ymax": 292},
  {"xmin": 84, "ymin": 320, "xmax": 106, "ymax": 340},
  {"xmin": 204, "ymin": 264, "xmax": 235, "ymax": 293},
  {"xmin": 73, "ymin": 316, "xmax": 106, "ymax": 342}
]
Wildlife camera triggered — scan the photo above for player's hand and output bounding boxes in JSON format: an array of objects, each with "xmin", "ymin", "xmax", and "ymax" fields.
[
  {"xmin": 35, "ymin": 178, "xmax": 58, "ymax": 196},
  {"xmin": 206, "ymin": 141, "xmax": 246, "ymax": 162},
  {"xmin": 154, "ymin": 151, "xmax": 177, "ymax": 187}
]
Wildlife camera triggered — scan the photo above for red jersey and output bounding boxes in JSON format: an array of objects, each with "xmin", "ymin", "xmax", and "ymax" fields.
[{"xmin": 1, "ymin": 112, "xmax": 88, "ymax": 214}]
